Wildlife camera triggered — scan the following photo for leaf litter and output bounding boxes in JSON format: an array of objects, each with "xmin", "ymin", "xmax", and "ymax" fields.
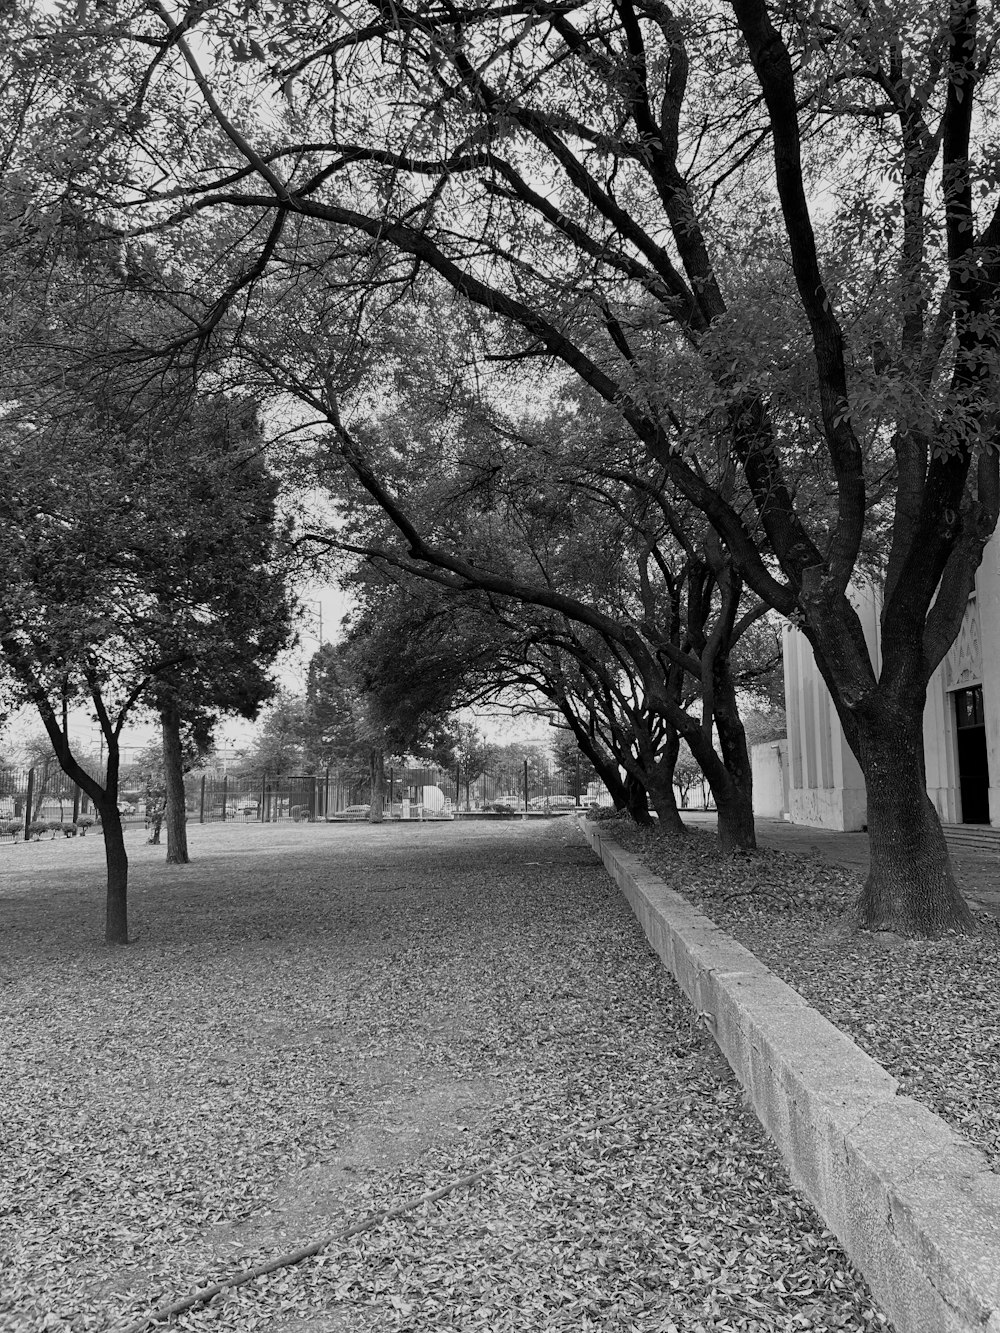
[
  {"xmin": 611, "ymin": 816, "xmax": 1000, "ymax": 1172},
  {"xmin": 0, "ymin": 819, "xmax": 890, "ymax": 1332}
]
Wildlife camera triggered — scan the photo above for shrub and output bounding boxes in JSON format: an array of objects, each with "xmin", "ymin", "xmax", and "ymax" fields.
[
  {"xmin": 586, "ymin": 805, "xmax": 627, "ymax": 823},
  {"xmin": 75, "ymin": 816, "xmax": 95, "ymax": 836},
  {"xmin": 26, "ymin": 821, "xmax": 48, "ymax": 840},
  {"xmin": 4, "ymin": 820, "xmax": 24, "ymax": 838}
]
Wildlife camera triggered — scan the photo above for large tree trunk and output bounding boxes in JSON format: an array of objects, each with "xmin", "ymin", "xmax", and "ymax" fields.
[
  {"xmin": 685, "ymin": 728, "xmax": 756, "ymax": 854},
  {"xmin": 95, "ymin": 796, "xmax": 129, "ymax": 945},
  {"xmin": 368, "ymin": 749, "xmax": 385, "ymax": 823},
  {"xmin": 161, "ymin": 703, "xmax": 190, "ymax": 864},
  {"xmin": 715, "ymin": 786, "xmax": 757, "ymax": 856},
  {"xmin": 623, "ymin": 772, "xmax": 653, "ymax": 826},
  {"xmin": 635, "ymin": 724, "xmax": 686, "ymax": 835},
  {"xmin": 854, "ymin": 698, "xmax": 974, "ymax": 934},
  {"xmin": 644, "ymin": 762, "xmax": 685, "ymax": 835},
  {"xmin": 31, "ymin": 762, "xmax": 51, "ymax": 822},
  {"xmin": 712, "ymin": 659, "xmax": 757, "ymax": 855},
  {"xmin": 580, "ymin": 740, "xmax": 630, "ymax": 811}
]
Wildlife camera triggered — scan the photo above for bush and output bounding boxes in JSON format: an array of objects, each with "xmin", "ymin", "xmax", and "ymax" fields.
[
  {"xmin": 26, "ymin": 821, "xmax": 49, "ymax": 841},
  {"xmin": 75, "ymin": 816, "xmax": 95, "ymax": 836},
  {"xmin": 586, "ymin": 805, "xmax": 627, "ymax": 823},
  {"xmin": 0, "ymin": 820, "xmax": 23, "ymax": 838}
]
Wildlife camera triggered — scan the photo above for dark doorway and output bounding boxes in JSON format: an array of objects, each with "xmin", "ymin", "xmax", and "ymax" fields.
[{"xmin": 955, "ymin": 685, "xmax": 990, "ymax": 824}]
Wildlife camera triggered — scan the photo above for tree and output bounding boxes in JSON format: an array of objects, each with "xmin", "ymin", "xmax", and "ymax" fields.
[
  {"xmin": 672, "ymin": 745, "xmax": 706, "ymax": 811},
  {"xmin": 108, "ymin": 0, "xmax": 999, "ymax": 933},
  {"xmin": 133, "ymin": 728, "xmax": 210, "ymax": 846},
  {"xmin": 23, "ymin": 1, "xmax": 1000, "ymax": 930},
  {"xmin": 134, "ymin": 393, "xmax": 296, "ymax": 866},
  {"xmin": 308, "ymin": 376, "xmax": 776, "ymax": 844},
  {"xmin": 0, "ymin": 284, "xmax": 294, "ymax": 936},
  {"xmin": 239, "ymin": 693, "xmax": 310, "ymax": 781},
  {"xmin": 333, "ymin": 586, "xmax": 492, "ymax": 821},
  {"xmin": 451, "ymin": 722, "xmax": 499, "ymax": 805},
  {"xmin": 552, "ymin": 730, "xmax": 598, "ymax": 804}
]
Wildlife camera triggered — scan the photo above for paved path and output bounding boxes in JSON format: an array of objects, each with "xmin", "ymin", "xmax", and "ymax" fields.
[{"xmin": 682, "ymin": 811, "xmax": 1000, "ymax": 919}]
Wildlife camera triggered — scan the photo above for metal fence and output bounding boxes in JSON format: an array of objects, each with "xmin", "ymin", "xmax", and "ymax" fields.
[
  {"xmin": 0, "ymin": 758, "xmax": 618, "ymax": 842},
  {"xmin": 0, "ymin": 766, "xmax": 336, "ymax": 841},
  {"xmin": 444, "ymin": 759, "xmax": 608, "ymax": 813},
  {"xmin": 0, "ymin": 765, "xmax": 103, "ymax": 842},
  {"xmin": 189, "ymin": 760, "xmax": 612, "ymax": 822}
]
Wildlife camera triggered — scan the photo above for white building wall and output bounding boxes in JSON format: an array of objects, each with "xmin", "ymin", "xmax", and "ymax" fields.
[
  {"xmin": 923, "ymin": 656, "xmax": 960, "ymax": 823},
  {"xmin": 778, "ymin": 534, "xmax": 1000, "ymax": 831},
  {"xmin": 751, "ymin": 739, "xmax": 789, "ymax": 819},
  {"xmin": 977, "ymin": 536, "xmax": 1000, "ymax": 825},
  {"xmin": 781, "ymin": 584, "xmax": 874, "ymax": 831}
]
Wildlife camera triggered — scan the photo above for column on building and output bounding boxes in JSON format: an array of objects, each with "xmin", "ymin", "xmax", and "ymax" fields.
[
  {"xmin": 923, "ymin": 651, "xmax": 961, "ymax": 824},
  {"xmin": 976, "ymin": 537, "xmax": 1000, "ymax": 825},
  {"xmin": 780, "ymin": 585, "xmax": 874, "ymax": 831}
]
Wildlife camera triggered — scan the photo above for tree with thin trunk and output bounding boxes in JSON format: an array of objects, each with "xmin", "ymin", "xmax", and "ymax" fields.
[
  {"xmin": 159, "ymin": 702, "xmax": 191, "ymax": 865},
  {"xmin": 0, "ymin": 317, "xmax": 293, "ymax": 937}
]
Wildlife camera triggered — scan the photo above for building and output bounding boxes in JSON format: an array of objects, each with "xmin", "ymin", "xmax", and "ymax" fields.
[{"xmin": 762, "ymin": 533, "xmax": 1000, "ymax": 831}]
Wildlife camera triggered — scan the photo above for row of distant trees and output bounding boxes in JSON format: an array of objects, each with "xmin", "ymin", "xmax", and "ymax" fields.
[{"xmin": 232, "ymin": 690, "xmax": 595, "ymax": 802}]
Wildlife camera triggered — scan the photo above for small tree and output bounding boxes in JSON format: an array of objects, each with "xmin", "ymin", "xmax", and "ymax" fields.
[
  {"xmin": 673, "ymin": 747, "xmax": 705, "ymax": 811},
  {"xmin": 552, "ymin": 731, "xmax": 598, "ymax": 805}
]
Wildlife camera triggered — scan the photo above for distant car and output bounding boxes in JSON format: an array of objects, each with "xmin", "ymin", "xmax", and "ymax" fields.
[
  {"xmin": 529, "ymin": 794, "xmax": 581, "ymax": 810},
  {"xmin": 333, "ymin": 804, "xmax": 371, "ymax": 820}
]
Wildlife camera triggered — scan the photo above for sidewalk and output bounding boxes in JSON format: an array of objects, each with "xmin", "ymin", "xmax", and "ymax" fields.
[{"xmin": 682, "ymin": 810, "xmax": 1000, "ymax": 919}]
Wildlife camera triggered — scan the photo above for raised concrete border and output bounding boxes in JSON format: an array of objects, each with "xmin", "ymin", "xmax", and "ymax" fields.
[{"xmin": 584, "ymin": 823, "xmax": 1000, "ymax": 1333}]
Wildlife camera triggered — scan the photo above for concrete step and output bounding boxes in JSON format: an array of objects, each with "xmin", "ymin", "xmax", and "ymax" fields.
[{"xmin": 942, "ymin": 824, "xmax": 1000, "ymax": 854}]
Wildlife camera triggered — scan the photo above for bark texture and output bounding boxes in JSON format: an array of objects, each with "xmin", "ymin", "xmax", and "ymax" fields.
[
  {"xmin": 97, "ymin": 800, "xmax": 129, "ymax": 944},
  {"xmin": 161, "ymin": 704, "xmax": 190, "ymax": 864},
  {"xmin": 369, "ymin": 749, "xmax": 385, "ymax": 823},
  {"xmin": 646, "ymin": 768, "xmax": 685, "ymax": 835},
  {"xmin": 715, "ymin": 787, "xmax": 757, "ymax": 857},
  {"xmin": 854, "ymin": 702, "xmax": 975, "ymax": 934},
  {"xmin": 623, "ymin": 772, "xmax": 653, "ymax": 826},
  {"xmin": 711, "ymin": 657, "xmax": 757, "ymax": 854}
]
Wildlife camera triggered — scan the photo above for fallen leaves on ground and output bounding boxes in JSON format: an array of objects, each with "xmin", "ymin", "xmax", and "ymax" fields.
[
  {"xmin": 1, "ymin": 821, "xmax": 889, "ymax": 1332},
  {"xmin": 612, "ymin": 817, "xmax": 1000, "ymax": 1172}
]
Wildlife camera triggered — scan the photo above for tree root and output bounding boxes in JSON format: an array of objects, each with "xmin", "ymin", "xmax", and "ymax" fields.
[{"xmin": 114, "ymin": 1102, "xmax": 647, "ymax": 1333}]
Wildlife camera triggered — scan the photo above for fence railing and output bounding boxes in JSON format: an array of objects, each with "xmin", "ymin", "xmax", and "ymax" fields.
[
  {"xmin": 0, "ymin": 766, "xmax": 337, "ymax": 841},
  {"xmin": 0, "ymin": 759, "xmax": 631, "ymax": 842}
]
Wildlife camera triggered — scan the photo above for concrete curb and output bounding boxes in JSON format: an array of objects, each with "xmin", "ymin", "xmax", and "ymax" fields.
[{"xmin": 584, "ymin": 823, "xmax": 1000, "ymax": 1333}]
